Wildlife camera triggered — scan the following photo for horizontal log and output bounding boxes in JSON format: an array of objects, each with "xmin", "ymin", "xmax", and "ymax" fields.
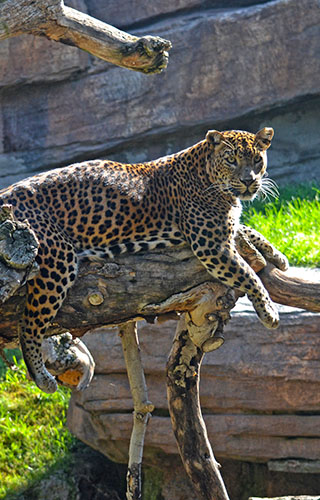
[
  {"xmin": 259, "ymin": 264, "xmax": 320, "ymax": 312},
  {"xmin": 1, "ymin": 242, "xmax": 320, "ymax": 348}
]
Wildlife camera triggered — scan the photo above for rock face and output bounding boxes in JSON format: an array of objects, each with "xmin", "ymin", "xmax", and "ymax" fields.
[
  {"xmin": 67, "ymin": 297, "xmax": 320, "ymax": 498},
  {"xmin": 1, "ymin": 0, "xmax": 320, "ymax": 188},
  {"xmin": 68, "ymin": 308, "xmax": 320, "ymax": 465}
]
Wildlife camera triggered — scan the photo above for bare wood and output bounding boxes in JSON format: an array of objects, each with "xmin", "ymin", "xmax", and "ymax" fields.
[
  {"xmin": 0, "ymin": 205, "xmax": 39, "ymax": 309},
  {"xmin": 0, "ymin": 0, "xmax": 171, "ymax": 74},
  {"xmin": 166, "ymin": 316, "xmax": 230, "ymax": 500},
  {"xmin": 119, "ymin": 322, "xmax": 154, "ymax": 500},
  {"xmin": 259, "ymin": 264, "xmax": 320, "ymax": 312}
]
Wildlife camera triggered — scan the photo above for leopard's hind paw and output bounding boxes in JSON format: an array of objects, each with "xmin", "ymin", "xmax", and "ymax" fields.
[{"xmin": 33, "ymin": 368, "xmax": 58, "ymax": 393}]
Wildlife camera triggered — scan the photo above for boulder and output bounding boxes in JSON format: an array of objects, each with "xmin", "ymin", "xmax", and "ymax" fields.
[
  {"xmin": 14, "ymin": 442, "xmax": 126, "ymax": 500},
  {"xmin": 249, "ymin": 497, "xmax": 320, "ymax": 500},
  {"xmin": 0, "ymin": 35, "xmax": 89, "ymax": 89},
  {"xmin": 68, "ymin": 299, "xmax": 320, "ymax": 466}
]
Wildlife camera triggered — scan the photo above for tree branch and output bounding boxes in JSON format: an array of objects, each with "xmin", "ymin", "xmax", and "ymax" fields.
[
  {"xmin": 119, "ymin": 322, "xmax": 154, "ymax": 500},
  {"xmin": 0, "ymin": 226, "xmax": 319, "ymax": 348},
  {"xmin": 259, "ymin": 264, "xmax": 320, "ymax": 313},
  {"xmin": 167, "ymin": 316, "xmax": 230, "ymax": 500},
  {"xmin": 0, "ymin": 0, "xmax": 171, "ymax": 74}
]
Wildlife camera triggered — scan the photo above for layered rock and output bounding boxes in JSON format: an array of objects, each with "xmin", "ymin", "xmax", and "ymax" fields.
[
  {"xmin": 68, "ymin": 300, "xmax": 320, "ymax": 466},
  {"xmin": 1, "ymin": 0, "xmax": 320, "ymax": 187}
]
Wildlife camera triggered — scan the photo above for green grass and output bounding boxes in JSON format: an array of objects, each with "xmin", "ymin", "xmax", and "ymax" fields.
[
  {"xmin": 242, "ymin": 183, "xmax": 320, "ymax": 267},
  {"xmin": 0, "ymin": 357, "xmax": 74, "ymax": 498}
]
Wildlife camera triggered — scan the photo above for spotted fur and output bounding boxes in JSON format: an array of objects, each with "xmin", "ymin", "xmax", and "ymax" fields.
[{"xmin": 0, "ymin": 127, "xmax": 288, "ymax": 393}]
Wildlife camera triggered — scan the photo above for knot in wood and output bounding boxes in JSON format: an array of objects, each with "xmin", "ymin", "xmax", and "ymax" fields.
[
  {"xmin": 202, "ymin": 330, "xmax": 225, "ymax": 352},
  {"xmin": 88, "ymin": 291, "xmax": 104, "ymax": 306}
]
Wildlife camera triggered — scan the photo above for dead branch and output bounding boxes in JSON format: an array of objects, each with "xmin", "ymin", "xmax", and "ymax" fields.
[
  {"xmin": 119, "ymin": 322, "xmax": 154, "ymax": 500},
  {"xmin": 0, "ymin": 0, "xmax": 171, "ymax": 74},
  {"xmin": 259, "ymin": 264, "xmax": 320, "ymax": 312},
  {"xmin": 42, "ymin": 333, "xmax": 95, "ymax": 390},
  {"xmin": 166, "ymin": 316, "xmax": 230, "ymax": 500}
]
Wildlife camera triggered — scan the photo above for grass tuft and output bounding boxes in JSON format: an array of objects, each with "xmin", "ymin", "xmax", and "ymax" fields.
[
  {"xmin": 0, "ymin": 357, "xmax": 74, "ymax": 498},
  {"xmin": 242, "ymin": 183, "xmax": 320, "ymax": 268}
]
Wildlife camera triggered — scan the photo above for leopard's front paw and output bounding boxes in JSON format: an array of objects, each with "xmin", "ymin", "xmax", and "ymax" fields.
[
  {"xmin": 265, "ymin": 250, "xmax": 289, "ymax": 271},
  {"xmin": 253, "ymin": 298, "xmax": 279, "ymax": 329}
]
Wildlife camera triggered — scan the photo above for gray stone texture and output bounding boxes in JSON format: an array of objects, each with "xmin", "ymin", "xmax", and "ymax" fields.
[
  {"xmin": 68, "ymin": 304, "xmax": 320, "ymax": 468},
  {"xmin": 0, "ymin": 0, "xmax": 320, "ymax": 188}
]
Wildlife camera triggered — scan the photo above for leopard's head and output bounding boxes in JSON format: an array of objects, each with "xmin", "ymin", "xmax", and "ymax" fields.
[{"xmin": 205, "ymin": 128, "xmax": 274, "ymax": 201}]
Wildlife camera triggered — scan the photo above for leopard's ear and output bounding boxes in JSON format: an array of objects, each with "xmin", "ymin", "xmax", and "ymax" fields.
[
  {"xmin": 206, "ymin": 130, "xmax": 224, "ymax": 149},
  {"xmin": 255, "ymin": 127, "xmax": 274, "ymax": 151}
]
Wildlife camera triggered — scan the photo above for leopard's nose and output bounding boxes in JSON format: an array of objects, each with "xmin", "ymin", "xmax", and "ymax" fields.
[{"xmin": 240, "ymin": 178, "xmax": 255, "ymax": 188}]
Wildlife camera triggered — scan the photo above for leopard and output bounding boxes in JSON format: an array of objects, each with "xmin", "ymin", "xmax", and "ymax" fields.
[{"xmin": 0, "ymin": 127, "xmax": 288, "ymax": 394}]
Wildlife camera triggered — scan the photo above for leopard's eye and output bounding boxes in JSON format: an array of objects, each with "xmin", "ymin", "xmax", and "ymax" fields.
[
  {"xmin": 254, "ymin": 153, "xmax": 261, "ymax": 164},
  {"xmin": 227, "ymin": 154, "xmax": 237, "ymax": 166}
]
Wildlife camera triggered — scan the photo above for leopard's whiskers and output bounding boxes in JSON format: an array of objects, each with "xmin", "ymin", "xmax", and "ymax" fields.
[{"xmin": 258, "ymin": 177, "xmax": 279, "ymax": 201}]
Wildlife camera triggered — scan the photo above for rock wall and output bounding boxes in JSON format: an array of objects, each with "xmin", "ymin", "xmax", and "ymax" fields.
[
  {"xmin": 68, "ymin": 308, "xmax": 320, "ymax": 465},
  {"xmin": 1, "ymin": 0, "xmax": 320, "ymax": 188},
  {"xmin": 68, "ymin": 300, "xmax": 320, "ymax": 499}
]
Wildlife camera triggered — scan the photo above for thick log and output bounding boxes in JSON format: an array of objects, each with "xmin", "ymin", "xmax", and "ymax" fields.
[
  {"xmin": 259, "ymin": 264, "xmax": 320, "ymax": 313},
  {"xmin": 1, "ymin": 244, "xmax": 320, "ymax": 348},
  {"xmin": 0, "ymin": 0, "xmax": 171, "ymax": 74}
]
